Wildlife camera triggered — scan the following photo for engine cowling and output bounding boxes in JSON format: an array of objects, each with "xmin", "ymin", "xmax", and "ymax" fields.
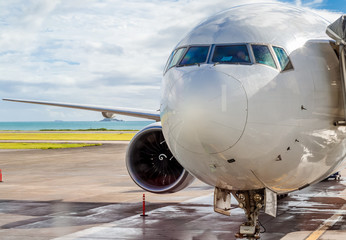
[
  {"xmin": 102, "ymin": 112, "xmax": 116, "ymax": 119},
  {"xmin": 126, "ymin": 122, "xmax": 194, "ymax": 193}
]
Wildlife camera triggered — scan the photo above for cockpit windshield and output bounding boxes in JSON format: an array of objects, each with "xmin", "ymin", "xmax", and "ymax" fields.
[
  {"xmin": 165, "ymin": 47, "xmax": 187, "ymax": 72},
  {"xmin": 164, "ymin": 43, "xmax": 292, "ymax": 74},
  {"xmin": 273, "ymin": 46, "xmax": 293, "ymax": 71},
  {"xmin": 179, "ymin": 46, "xmax": 210, "ymax": 66},
  {"xmin": 212, "ymin": 45, "xmax": 250, "ymax": 64},
  {"xmin": 251, "ymin": 45, "xmax": 276, "ymax": 68}
]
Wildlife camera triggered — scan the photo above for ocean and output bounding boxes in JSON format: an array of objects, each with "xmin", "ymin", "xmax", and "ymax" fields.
[{"xmin": 0, "ymin": 121, "xmax": 155, "ymax": 131}]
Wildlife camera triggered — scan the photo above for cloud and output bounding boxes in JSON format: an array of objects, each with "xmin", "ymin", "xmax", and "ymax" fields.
[
  {"xmin": 0, "ymin": 0, "xmax": 342, "ymax": 121},
  {"xmin": 291, "ymin": 0, "xmax": 340, "ymax": 22},
  {"xmin": 295, "ymin": 0, "xmax": 324, "ymax": 7},
  {"xmin": 306, "ymin": 0, "xmax": 324, "ymax": 7},
  {"xmin": 295, "ymin": 0, "xmax": 302, "ymax": 6}
]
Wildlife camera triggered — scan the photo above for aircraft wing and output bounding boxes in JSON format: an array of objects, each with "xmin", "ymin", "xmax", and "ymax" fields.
[{"xmin": 2, "ymin": 98, "xmax": 160, "ymax": 121}]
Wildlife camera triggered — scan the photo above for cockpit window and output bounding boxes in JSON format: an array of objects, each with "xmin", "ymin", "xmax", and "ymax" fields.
[
  {"xmin": 212, "ymin": 45, "xmax": 251, "ymax": 64},
  {"xmin": 273, "ymin": 46, "xmax": 293, "ymax": 71},
  {"xmin": 165, "ymin": 47, "xmax": 187, "ymax": 72},
  {"xmin": 252, "ymin": 45, "xmax": 276, "ymax": 69},
  {"xmin": 164, "ymin": 50, "xmax": 176, "ymax": 73},
  {"xmin": 179, "ymin": 46, "xmax": 210, "ymax": 66}
]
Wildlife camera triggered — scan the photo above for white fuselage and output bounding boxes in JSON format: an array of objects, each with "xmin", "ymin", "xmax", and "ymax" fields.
[{"xmin": 160, "ymin": 4, "xmax": 346, "ymax": 193}]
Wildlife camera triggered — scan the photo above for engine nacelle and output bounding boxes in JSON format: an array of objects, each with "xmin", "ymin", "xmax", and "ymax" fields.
[
  {"xmin": 102, "ymin": 112, "xmax": 115, "ymax": 119},
  {"xmin": 126, "ymin": 122, "xmax": 194, "ymax": 193}
]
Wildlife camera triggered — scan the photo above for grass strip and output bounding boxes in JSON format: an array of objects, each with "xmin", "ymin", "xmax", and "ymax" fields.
[
  {"xmin": 0, "ymin": 133, "xmax": 135, "ymax": 141},
  {"xmin": 0, "ymin": 143, "xmax": 102, "ymax": 149}
]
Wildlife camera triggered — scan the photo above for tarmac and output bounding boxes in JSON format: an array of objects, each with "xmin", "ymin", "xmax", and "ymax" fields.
[{"xmin": 0, "ymin": 143, "xmax": 345, "ymax": 240}]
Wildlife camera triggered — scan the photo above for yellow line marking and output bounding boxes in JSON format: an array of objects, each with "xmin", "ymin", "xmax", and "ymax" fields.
[
  {"xmin": 305, "ymin": 215, "xmax": 344, "ymax": 240},
  {"xmin": 305, "ymin": 188, "xmax": 346, "ymax": 240}
]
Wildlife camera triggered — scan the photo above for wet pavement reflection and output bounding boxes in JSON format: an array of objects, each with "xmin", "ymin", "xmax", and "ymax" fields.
[
  {"xmin": 0, "ymin": 179, "xmax": 344, "ymax": 240},
  {"xmin": 0, "ymin": 145, "xmax": 345, "ymax": 239}
]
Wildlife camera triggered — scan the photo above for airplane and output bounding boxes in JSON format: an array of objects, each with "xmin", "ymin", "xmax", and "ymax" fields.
[{"xmin": 3, "ymin": 3, "xmax": 346, "ymax": 239}]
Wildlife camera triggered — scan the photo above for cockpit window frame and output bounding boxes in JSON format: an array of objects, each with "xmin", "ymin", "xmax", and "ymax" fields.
[
  {"xmin": 271, "ymin": 45, "xmax": 294, "ymax": 72},
  {"xmin": 163, "ymin": 49, "xmax": 176, "ymax": 74},
  {"xmin": 177, "ymin": 45, "xmax": 211, "ymax": 67},
  {"xmin": 164, "ymin": 47, "xmax": 188, "ymax": 74},
  {"xmin": 250, "ymin": 44, "xmax": 278, "ymax": 70},
  {"xmin": 163, "ymin": 43, "xmax": 293, "ymax": 74},
  {"xmin": 209, "ymin": 43, "xmax": 254, "ymax": 65}
]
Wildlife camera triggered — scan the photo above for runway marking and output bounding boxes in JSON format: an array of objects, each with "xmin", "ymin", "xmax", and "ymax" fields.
[{"xmin": 305, "ymin": 189, "xmax": 346, "ymax": 240}]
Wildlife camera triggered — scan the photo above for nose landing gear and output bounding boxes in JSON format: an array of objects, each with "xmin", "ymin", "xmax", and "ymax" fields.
[
  {"xmin": 213, "ymin": 187, "xmax": 276, "ymax": 239},
  {"xmin": 232, "ymin": 190, "xmax": 265, "ymax": 240}
]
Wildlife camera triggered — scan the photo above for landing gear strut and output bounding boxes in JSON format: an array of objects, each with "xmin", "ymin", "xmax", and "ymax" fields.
[{"xmin": 232, "ymin": 190, "xmax": 264, "ymax": 239}]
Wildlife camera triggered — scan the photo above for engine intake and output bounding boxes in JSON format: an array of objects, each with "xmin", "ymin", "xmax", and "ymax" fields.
[{"xmin": 126, "ymin": 123, "xmax": 194, "ymax": 193}]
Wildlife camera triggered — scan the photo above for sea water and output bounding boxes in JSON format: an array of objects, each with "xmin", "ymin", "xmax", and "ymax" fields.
[{"xmin": 0, "ymin": 121, "xmax": 154, "ymax": 131}]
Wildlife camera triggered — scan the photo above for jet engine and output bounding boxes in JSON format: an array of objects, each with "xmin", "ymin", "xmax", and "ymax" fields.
[
  {"xmin": 126, "ymin": 123, "xmax": 194, "ymax": 193},
  {"xmin": 102, "ymin": 112, "xmax": 115, "ymax": 119}
]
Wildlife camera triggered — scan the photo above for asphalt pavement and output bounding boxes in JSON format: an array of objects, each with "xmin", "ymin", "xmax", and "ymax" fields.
[{"xmin": 0, "ymin": 144, "xmax": 345, "ymax": 240}]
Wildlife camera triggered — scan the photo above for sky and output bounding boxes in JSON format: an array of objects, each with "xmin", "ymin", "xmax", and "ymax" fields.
[{"xmin": 0, "ymin": 0, "xmax": 345, "ymax": 121}]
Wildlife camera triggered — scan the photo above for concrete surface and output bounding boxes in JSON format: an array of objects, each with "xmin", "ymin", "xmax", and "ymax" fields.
[{"xmin": 0, "ymin": 144, "xmax": 345, "ymax": 240}]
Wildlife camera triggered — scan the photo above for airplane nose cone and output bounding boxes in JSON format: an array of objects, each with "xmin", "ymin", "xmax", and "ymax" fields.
[{"xmin": 162, "ymin": 67, "xmax": 248, "ymax": 154}]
